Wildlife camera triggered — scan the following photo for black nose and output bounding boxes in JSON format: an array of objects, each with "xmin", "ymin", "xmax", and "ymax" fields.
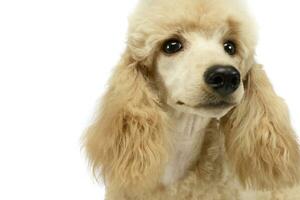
[{"xmin": 204, "ymin": 65, "xmax": 241, "ymax": 96}]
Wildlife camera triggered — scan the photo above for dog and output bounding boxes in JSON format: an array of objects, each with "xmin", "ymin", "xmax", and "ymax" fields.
[{"xmin": 84, "ymin": 0, "xmax": 300, "ymax": 199}]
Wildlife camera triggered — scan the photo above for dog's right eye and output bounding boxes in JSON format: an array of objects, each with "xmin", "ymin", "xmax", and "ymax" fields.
[{"xmin": 162, "ymin": 39, "xmax": 183, "ymax": 54}]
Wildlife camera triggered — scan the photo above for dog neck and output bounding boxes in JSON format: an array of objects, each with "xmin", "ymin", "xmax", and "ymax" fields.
[{"xmin": 161, "ymin": 108, "xmax": 211, "ymax": 186}]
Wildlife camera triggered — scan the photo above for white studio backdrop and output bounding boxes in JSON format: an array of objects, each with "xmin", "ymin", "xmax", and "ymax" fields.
[{"xmin": 0, "ymin": 0, "xmax": 299, "ymax": 199}]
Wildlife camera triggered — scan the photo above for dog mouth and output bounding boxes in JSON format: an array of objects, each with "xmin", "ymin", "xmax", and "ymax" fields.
[
  {"xmin": 176, "ymin": 100, "xmax": 236, "ymax": 109},
  {"xmin": 195, "ymin": 101, "xmax": 236, "ymax": 109}
]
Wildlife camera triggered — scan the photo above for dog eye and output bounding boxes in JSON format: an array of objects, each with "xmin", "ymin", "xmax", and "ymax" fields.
[
  {"xmin": 162, "ymin": 39, "xmax": 183, "ymax": 54},
  {"xmin": 224, "ymin": 41, "xmax": 236, "ymax": 55}
]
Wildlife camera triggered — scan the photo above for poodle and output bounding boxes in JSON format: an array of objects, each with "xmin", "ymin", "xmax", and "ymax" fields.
[{"xmin": 83, "ymin": 0, "xmax": 300, "ymax": 199}]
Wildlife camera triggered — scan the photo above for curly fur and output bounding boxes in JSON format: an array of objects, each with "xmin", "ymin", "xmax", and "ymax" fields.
[
  {"xmin": 221, "ymin": 65, "xmax": 300, "ymax": 190},
  {"xmin": 84, "ymin": 51, "xmax": 170, "ymax": 192},
  {"xmin": 83, "ymin": 0, "xmax": 300, "ymax": 199}
]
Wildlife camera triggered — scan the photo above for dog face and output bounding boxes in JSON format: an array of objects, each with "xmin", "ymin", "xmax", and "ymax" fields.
[{"xmin": 156, "ymin": 28, "xmax": 245, "ymax": 118}]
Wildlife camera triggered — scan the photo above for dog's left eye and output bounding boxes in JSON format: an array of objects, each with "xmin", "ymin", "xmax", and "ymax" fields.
[
  {"xmin": 162, "ymin": 39, "xmax": 183, "ymax": 54},
  {"xmin": 224, "ymin": 41, "xmax": 237, "ymax": 55}
]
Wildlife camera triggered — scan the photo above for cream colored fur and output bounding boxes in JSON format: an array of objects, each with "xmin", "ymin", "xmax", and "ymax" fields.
[
  {"xmin": 83, "ymin": 0, "xmax": 300, "ymax": 199},
  {"xmin": 161, "ymin": 110, "xmax": 210, "ymax": 186}
]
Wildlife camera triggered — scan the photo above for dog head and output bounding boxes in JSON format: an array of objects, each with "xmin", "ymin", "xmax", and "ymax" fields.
[{"xmin": 126, "ymin": 0, "xmax": 258, "ymax": 118}]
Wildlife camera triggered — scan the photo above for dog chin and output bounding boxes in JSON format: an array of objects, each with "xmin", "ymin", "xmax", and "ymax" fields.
[
  {"xmin": 172, "ymin": 103, "xmax": 234, "ymax": 118},
  {"xmin": 198, "ymin": 106, "xmax": 234, "ymax": 118}
]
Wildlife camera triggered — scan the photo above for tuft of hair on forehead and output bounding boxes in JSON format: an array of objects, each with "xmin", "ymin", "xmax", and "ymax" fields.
[
  {"xmin": 131, "ymin": 0, "xmax": 254, "ymax": 28},
  {"xmin": 135, "ymin": 0, "xmax": 250, "ymax": 14},
  {"xmin": 129, "ymin": 0, "xmax": 256, "ymax": 38}
]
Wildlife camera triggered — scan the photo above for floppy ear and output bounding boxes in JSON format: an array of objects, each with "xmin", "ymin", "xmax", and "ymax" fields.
[
  {"xmin": 83, "ymin": 49, "xmax": 168, "ymax": 191},
  {"xmin": 221, "ymin": 64, "xmax": 300, "ymax": 190}
]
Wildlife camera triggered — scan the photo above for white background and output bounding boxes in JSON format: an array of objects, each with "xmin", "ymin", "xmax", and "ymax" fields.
[{"xmin": 0, "ymin": 0, "xmax": 299, "ymax": 199}]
